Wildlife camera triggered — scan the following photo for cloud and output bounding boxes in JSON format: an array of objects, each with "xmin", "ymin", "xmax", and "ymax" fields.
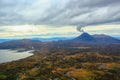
[
  {"xmin": 0, "ymin": 24, "xmax": 119, "ymax": 38},
  {"xmin": 38, "ymin": 0, "xmax": 120, "ymax": 26},
  {"xmin": 84, "ymin": 25, "xmax": 120, "ymax": 35},
  {"xmin": 0, "ymin": 0, "xmax": 52, "ymax": 25},
  {"xmin": 0, "ymin": 0, "xmax": 120, "ymax": 26},
  {"xmin": 0, "ymin": 0, "xmax": 120, "ymax": 38},
  {"xmin": 0, "ymin": 25, "xmax": 78, "ymax": 38}
]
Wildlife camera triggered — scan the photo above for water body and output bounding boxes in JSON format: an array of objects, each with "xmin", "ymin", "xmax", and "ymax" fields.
[{"xmin": 0, "ymin": 49, "xmax": 34, "ymax": 63}]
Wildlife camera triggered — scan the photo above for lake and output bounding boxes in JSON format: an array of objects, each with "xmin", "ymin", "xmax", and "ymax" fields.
[{"xmin": 0, "ymin": 49, "xmax": 34, "ymax": 63}]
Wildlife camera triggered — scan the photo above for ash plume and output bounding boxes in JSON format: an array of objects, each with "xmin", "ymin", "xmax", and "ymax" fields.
[{"xmin": 77, "ymin": 24, "xmax": 85, "ymax": 33}]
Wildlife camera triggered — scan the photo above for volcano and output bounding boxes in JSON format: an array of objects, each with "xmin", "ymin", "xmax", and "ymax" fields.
[{"xmin": 72, "ymin": 32, "xmax": 96, "ymax": 42}]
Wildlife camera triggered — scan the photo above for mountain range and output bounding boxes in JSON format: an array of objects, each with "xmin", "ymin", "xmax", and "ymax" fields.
[
  {"xmin": 71, "ymin": 33, "xmax": 120, "ymax": 43},
  {"xmin": 0, "ymin": 33, "xmax": 119, "ymax": 50}
]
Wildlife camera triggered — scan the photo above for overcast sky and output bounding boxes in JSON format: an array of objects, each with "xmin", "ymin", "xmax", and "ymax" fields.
[{"xmin": 0, "ymin": 0, "xmax": 120, "ymax": 38}]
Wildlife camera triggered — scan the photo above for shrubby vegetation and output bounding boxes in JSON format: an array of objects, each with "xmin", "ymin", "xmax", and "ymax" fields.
[
  {"xmin": 0, "ymin": 47, "xmax": 120, "ymax": 80},
  {"xmin": 0, "ymin": 37, "xmax": 120, "ymax": 80}
]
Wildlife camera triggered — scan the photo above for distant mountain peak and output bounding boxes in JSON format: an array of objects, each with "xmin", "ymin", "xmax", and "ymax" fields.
[
  {"xmin": 80, "ymin": 32, "xmax": 93, "ymax": 38},
  {"xmin": 73, "ymin": 32, "xmax": 96, "ymax": 42}
]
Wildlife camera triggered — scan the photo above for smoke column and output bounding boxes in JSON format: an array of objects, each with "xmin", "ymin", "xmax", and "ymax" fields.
[{"xmin": 77, "ymin": 24, "xmax": 85, "ymax": 33}]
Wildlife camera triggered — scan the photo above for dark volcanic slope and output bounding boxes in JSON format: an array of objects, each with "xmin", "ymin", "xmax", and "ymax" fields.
[
  {"xmin": 72, "ymin": 33, "xmax": 96, "ymax": 42},
  {"xmin": 93, "ymin": 34, "xmax": 120, "ymax": 43}
]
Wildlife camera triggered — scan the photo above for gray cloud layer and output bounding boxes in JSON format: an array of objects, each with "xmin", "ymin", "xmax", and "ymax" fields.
[{"xmin": 0, "ymin": 0, "xmax": 120, "ymax": 27}]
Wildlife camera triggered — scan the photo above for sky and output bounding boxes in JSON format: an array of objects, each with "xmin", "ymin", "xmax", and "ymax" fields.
[{"xmin": 0, "ymin": 0, "xmax": 120, "ymax": 39}]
